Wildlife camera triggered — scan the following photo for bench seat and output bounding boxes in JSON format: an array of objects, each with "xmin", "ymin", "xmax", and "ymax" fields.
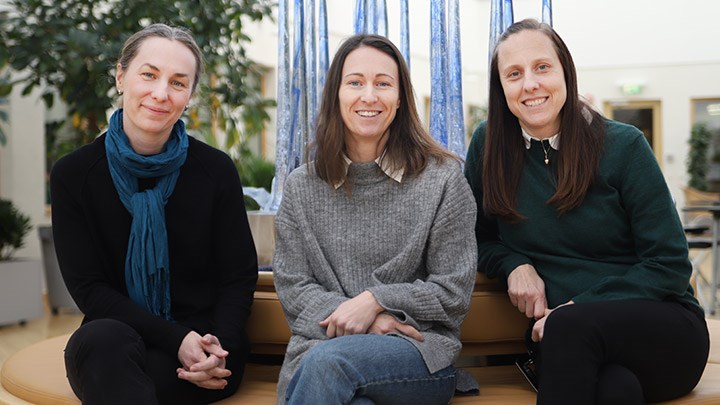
[
  {"xmin": 2, "ymin": 331, "xmax": 719, "ymax": 405},
  {"xmin": 2, "ymin": 272, "xmax": 719, "ymax": 404}
]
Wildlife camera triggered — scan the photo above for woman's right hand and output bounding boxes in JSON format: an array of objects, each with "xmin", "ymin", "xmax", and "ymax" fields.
[
  {"xmin": 507, "ymin": 264, "xmax": 547, "ymax": 319},
  {"xmin": 319, "ymin": 291, "xmax": 383, "ymax": 337},
  {"xmin": 368, "ymin": 313, "xmax": 424, "ymax": 341}
]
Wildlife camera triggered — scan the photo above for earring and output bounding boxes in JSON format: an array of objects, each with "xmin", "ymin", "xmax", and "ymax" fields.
[
  {"xmin": 118, "ymin": 90, "xmax": 123, "ymax": 96},
  {"xmin": 184, "ymin": 105, "xmax": 189, "ymax": 111}
]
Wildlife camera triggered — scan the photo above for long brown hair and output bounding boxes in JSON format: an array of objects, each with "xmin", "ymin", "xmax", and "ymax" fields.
[
  {"xmin": 483, "ymin": 18, "xmax": 604, "ymax": 221},
  {"xmin": 311, "ymin": 34, "xmax": 455, "ymax": 190}
]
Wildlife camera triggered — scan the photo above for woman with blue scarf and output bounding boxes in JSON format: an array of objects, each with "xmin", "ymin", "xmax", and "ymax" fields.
[{"xmin": 50, "ymin": 24, "xmax": 258, "ymax": 405}]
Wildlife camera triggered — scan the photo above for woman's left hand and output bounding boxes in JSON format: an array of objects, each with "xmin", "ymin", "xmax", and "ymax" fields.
[
  {"xmin": 320, "ymin": 291, "xmax": 383, "ymax": 337},
  {"xmin": 177, "ymin": 333, "xmax": 232, "ymax": 389},
  {"xmin": 189, "ymin": 334, "xmax": 229, "ymax": 371},
  {"xmin": 531, "ymin": 301, "xmax": 574, "ymax": 342}
]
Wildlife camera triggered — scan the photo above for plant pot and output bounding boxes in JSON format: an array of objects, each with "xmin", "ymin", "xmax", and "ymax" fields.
[
  {"xmin": 247, "ymin": 211, "xmax": 275, "ymax": 268},
  {"xmin": 0, "ymin": 258, "xmax": 44, "ymax": 326}
]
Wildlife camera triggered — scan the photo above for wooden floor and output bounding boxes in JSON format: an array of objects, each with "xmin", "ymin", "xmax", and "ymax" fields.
[{"xmin": 0, "ymin": 303, "xmax": 82, "ymax": 371}]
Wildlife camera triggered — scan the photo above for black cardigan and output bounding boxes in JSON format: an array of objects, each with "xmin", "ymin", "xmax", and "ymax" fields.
[{"xmin": 50, "ymin": 133, "xmax": 258, "ymax": 359}]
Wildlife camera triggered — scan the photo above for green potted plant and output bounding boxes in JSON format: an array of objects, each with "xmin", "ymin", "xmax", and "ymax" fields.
[
  {"xmin": 0, "ymin": 198, "xmax": 43, "ymax": 325},
  {"xmin": 685, "ymin": 123, "xmax": 720, "ymax": 203},
  {"xmin": 0, "ymin": 198, "xmax": 31, "ymax": 261}
]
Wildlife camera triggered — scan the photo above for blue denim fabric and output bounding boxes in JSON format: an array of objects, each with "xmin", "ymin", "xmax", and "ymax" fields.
[{"xmin": 285, "ymin": 334, "xmax": 457, "ymax": 405}]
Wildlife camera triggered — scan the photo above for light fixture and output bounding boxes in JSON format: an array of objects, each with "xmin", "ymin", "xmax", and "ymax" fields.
[{"xmin": 706, "ymin": 104, "xmax": 720, "ymax": 116}]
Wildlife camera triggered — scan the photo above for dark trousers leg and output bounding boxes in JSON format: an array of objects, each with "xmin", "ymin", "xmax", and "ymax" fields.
[
  {"xmin": 65, "ymin": 319, "xmax": 245, "ymax": 405},
  {"xmin": 535, "ymin": 300, "xmax": 709, "ymax": 405},
  {"xmin": 65, "ymin": 319, "xmax": 157, "ymax": 405}
]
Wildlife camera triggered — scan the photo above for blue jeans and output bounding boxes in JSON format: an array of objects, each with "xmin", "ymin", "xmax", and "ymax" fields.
[{"xmin": 285, "ymin": 334, "xmax": 457, "ymax": 405}]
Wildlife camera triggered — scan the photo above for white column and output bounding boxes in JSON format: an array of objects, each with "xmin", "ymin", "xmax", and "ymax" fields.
[{"xmin": 0, "ymin": 73, "xmax": 47, "ymax": 259}]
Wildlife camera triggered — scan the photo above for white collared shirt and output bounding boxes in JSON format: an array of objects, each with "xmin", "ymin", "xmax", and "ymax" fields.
[
  {"xmin": 334, "ymin": 154, "xmax": 404, "ymax": 189},
  {"xmin": 522, "ymin": 128, "xmax": 560, "ymax": 150}
]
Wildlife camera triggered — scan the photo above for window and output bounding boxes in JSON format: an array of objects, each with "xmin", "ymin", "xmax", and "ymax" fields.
[{"xmin": 692, "ymin": 98, "xmax": 720, "ymax": 133}]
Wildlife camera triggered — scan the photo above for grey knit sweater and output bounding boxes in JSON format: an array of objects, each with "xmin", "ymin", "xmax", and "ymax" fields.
[{"xmin": 273, "ymin": 158, "xmax": 478, "ymax": 402}]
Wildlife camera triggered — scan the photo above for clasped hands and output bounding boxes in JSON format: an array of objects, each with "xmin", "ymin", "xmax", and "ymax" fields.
[
  {"xmin": 507, "ymin": 264, "xmax": 573, "ymax": 342},
  {"xmin": 177, "ymin": 331, "xmax": 231, "ymax": 390},
  {"xmin": 319, "ymin": 291, "xmax": 424, "ymax": 341}
]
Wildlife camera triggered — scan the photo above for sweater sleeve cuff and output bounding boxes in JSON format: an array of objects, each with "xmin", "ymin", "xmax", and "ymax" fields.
[
  {"xmin": 167, "ymin": 324, "xmax": 193, "ymax": 359},
  {"xmin": 367, "ymin": 284, "xmax": 447, "ymax": 325},
  {"xmin": 500, "ymin": 255, "xmax": 534, "ymax": 282},
  {"xmin": 295, "ymin": 295, "xmax": 348, "ymax": 339}
]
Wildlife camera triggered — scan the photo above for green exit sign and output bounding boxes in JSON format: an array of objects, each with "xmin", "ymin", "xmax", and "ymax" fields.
[{"xmin": 621, "ymin": 83, "xmax": 643, "ymax": 95}]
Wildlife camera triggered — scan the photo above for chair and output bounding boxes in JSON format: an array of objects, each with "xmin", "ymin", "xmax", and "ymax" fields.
[{"xmin": 685, "ymin": 220, "xmax": 715, "ymax": 313}]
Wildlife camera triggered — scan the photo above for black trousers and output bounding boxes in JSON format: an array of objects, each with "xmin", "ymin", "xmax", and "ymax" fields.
[
  {"xmin": 64, "ymin": 319, "xmax": 244, "ymax": 405},
  {"xmin": 533, "ymin": 300, "xmax": 709, "ymax": 405}
]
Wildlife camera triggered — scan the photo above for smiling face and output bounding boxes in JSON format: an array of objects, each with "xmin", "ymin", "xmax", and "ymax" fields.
[
  {"xmin": 115, "ymin": 37, "xmax": 196, "ymax": 152},
  {"xmin": 338, "ymin": 46, "xmax": 400, "ymax": 159},
  {"xmin": 497, "ymin": 30, "xmax": 567, "ymax": 139}
]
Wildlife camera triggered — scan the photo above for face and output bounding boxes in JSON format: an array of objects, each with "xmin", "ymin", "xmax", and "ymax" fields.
[
  {"xmin": 338, "ymin": 46, "xmax": 400, "ymax": 156},
  {"xmin": 497, "ymin": 30, "xmax": 567, "ymax": 138},
  {"xmin": 115, "ymin": 37, "xmax": 196, "ymax": 147}
]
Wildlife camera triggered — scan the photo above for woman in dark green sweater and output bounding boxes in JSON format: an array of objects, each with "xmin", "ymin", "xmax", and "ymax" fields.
[{"xmin": 465, "ymin": 18, "xmax": 708, "ymax": 404}]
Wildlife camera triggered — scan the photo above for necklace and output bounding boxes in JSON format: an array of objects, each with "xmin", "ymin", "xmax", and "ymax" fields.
[{"xmin": 540, "ymin": 140, "xmax": 550, "ymax": 165}]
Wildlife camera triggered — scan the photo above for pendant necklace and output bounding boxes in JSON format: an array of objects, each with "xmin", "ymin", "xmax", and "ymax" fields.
[{"xmin": 540, "ymin": 140, "xmax": 550, "ymax": 165}]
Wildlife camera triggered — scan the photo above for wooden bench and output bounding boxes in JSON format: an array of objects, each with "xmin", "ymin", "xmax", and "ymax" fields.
[{"xmin": 2, "ymin": 271, "xmax": 720, "ymax": 404}]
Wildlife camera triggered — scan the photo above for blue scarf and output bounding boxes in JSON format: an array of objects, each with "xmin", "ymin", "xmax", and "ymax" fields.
[{"xmin": 105, "ymin": 109, "xmax": 188, "ymax": 320}]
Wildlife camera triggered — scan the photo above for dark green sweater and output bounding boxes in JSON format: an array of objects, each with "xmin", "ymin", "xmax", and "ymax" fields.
[{"xmin": 465, "ymin": 119, "xmax": 700, "ymax": 312}]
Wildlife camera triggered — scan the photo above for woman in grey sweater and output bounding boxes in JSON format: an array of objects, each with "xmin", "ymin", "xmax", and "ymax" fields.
[{"xmin": 273, "ymin": 34, "xmax": 478, "ymax": 404}]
